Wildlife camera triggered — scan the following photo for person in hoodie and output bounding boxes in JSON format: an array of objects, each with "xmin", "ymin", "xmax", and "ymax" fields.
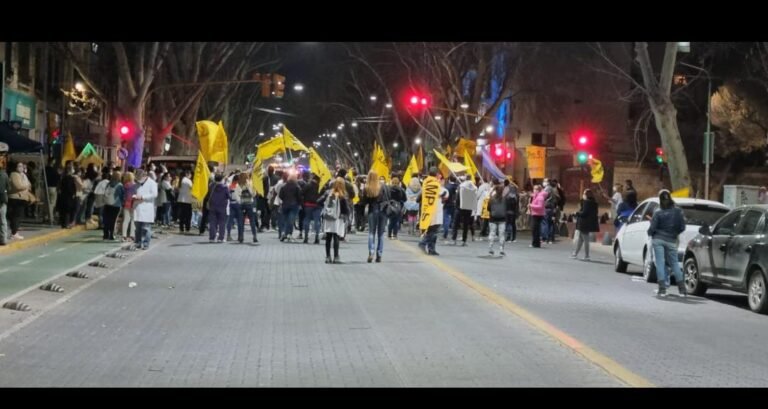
[
  {"xmin": 647, "ymin": 189, "xmax": 687, "ymax": 298},
  {"xmin": 386, "ymin": 177, "xmax": 406, "ymax": 240},
  {"xmin": 485, "ymin": 181, "xmax": 509, "ymax": 257},
  {"xmin": 234, "ymin": 172, "xmax": 258, "ymax": 243},
  {"xmin": 571, "ymin": 189, "xmax": 599, "ymax": 261},
  {"xmin": 361, "ymin": 170, "xmax": 388, "ymax": 263},
  {"xmin": 301, "ymin": 173, "xmax": 322, "ymax": 244},
  {"xmin": 101, "ymin": 170, "xmax": 124, "ymax": 241},
  {"xmin": 278, "ymin": 172, "xmax": 303, "ymax": 242},
  {"xmin": 207, "ymin": 173, "xmax": 231, "ymax": 243},
  {"xmin": 528, "ymin": 184, "xmax": 547, "ymax": 248},
  {"xmin": 503, "ymin": 179, "xmax": 519, "ymax": 242}
]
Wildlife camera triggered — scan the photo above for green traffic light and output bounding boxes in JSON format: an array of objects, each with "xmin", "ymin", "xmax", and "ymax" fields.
[
  {"xmin": 656, "ymin": 155, "xmax": 664, "ymax": 164},
  {"xmin": 577, "ymin": 152, "xmax": 589, "ymax": 164}
]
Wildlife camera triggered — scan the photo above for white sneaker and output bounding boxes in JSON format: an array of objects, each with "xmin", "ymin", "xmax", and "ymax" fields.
[{"xmin": 11, "ymin": 233, "xmax": 24, "ymax": 240}]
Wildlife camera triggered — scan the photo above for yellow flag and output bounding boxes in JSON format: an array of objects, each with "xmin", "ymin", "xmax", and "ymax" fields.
[
  {"xmin": 433, "ymin": 149, "xmax": 467, "ymax": 176},
  {"xmin": 209, "ymin": 121, "xmax": 228, "ymax": 164},
  {"xmin": 191, "ymin": 151, "xmax": 211, "ymax": 201},
  {"xmin": 416, "ymin": 145, "xmax": 424, "ymax": 171},
  {"xmin": 463, "ymin": 150, "xmax": 480, "ymax": 179},
  {"xmin": 251, "ymin": 156, "xmax": 265, "ymax": 197},
  {"xmin": 61, "ymin": 132, "xmax": 77, "ymax": 166},
  {"xmin": 419, "ymin": 176, "xmax": 441, "ymax": 231},
  {"xmin": 309, "ymin": 148, "xmax": 332, "ymax": 193},
  {"xmin": 256, "ymin": 136, "xmax": 286, "ymax": 161},
  {"xmin": 403, "ymin": 155, "xmax": 419, "ymax": 187},
  {"xmin": 370, "ymin": 143, "xmax": 390, "ymax": 183},
  {"xmin": 283, "ymin": 127, "xmax": 309, "ymax": 152},
  {"xmin": 455, "ymin": 138, "xmax": 477, "ymax": 157},
  {"xmin": 195, "ymin": 120, "xmax": 218, "ymax": 161},
  {"xmin": 671, "ymin": 187, "xmax": 690, "ymax": 198},
  {"xmin": 590, "ymin": 158, "xmax": 604, "ymax": 183}
]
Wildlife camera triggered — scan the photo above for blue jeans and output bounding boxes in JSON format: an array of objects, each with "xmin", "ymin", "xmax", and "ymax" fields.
[
  {"xmin": 161, "ymin": 202, "xmax": 171, "ymax": 226},
  {"xmin": 442, "ymin": 206, "xmax": 455, "ymax": 238},
  {"xmin": 419, "ymin": 225, "xmax": 440, "ymax": 252},
  {"xmin": 388, "ymin": 213, "xmax": 402, "ymax": 237},
  {"xmin": 227, "ymin": 203, "xmax": 243, "ymax": 238},
  {"xmin": 303, "ymin": 206, "xmax": 322, "ymax": 237},
  {"xmin": 240, "ymin": 203, "xmax": 258, "ymax": 241},
  {"xmin": 134, "ymin": 221, "xmax": 152, "ymax": 248},
  {"xmin": 368, "ymin": 211, "xmax": 386, "ymax": 256},
  {"xmin": 652, "ymin": 238, "xmax": 683, "ymax": 289},
  {"xmin": 281, "ymin": 205, "xmax": 300, "ymax": 238}
]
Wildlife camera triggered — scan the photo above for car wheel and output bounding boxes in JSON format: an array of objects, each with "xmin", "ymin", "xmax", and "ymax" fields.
[
  {"xmin": 643, "ymin": 249, "xmax": 657, "ymax": 283},
  {"xmin": 748, "ymin": 269, "xmax": 768, "ymax": 314},
  {"xmin": 684, "ymin": 256, "xmax": 707, "ymax": 296},
  {"xmin": 614, "ymin": 245, "xmax": 628, "ymax": 273}
]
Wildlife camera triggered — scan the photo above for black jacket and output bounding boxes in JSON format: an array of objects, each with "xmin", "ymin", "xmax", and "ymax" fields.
[
  {"xmin": 0, "ymin": 170, "xmax": 9, "ymax": 205},
  {"xmin": 302, "ymin": 181, "xmax": 321, "ymax": 206},
  {"xmin": 389, "ymin": 185, "xmax": 406, "ymax": 204},
  {"xmin": 279, "ymin": 180, "xmax": 303, "ymax": 208},
  {"xmin": 360, "ymin": 185, "xmax": 388, "ymax": 214},
  {"xmin": 576, "ymin": 198, "xmax": 599, "ymax": 233}
]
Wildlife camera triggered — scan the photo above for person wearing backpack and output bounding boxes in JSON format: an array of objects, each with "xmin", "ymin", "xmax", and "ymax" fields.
[
  {"xmin": 320, "ymin": 177, "xmax": 350, "ymax": 264},
  {"xmin": 543, "ymin": 179, "xmax": 560, "ymax": 244},
  {"xmin": 102, "ymin": 170, "xmax": 124, "ymax": 241},
  {"xmin": 301, "ymin": 174, "xmax": 322, "ymax": 244},
  {"xmin": 386, "ymin": 177, "xmax": 406, "ymax": 240},
  {"xmin": 361, "ymin": 171, "xmax": 388, "ymax": 263},
  {"xmin": 485, "ymin": 181, "xmax": 508, "ymax": 256},
  {"xmin": 234, "ymin": 173, "xmax": 258, "ymax": 243}
]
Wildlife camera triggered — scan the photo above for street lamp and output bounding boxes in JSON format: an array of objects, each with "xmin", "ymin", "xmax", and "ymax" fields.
[
  {"xmin": 415, "ymin": 137, "xmax": 422, "ymax": 145},
  {"xmin": 293, "ymin": 84, "xmax": 304, "ymax": 92},
  {"xmin": 351, "ymin": 122, "xmax": 358, "ymax": 128},
  {"xmin": 460, "ymin": 103, "xmax": 469, "ymax": 110},
  {"xmin": 370, "ymin": 95, "xmax": 377, "ymax": 102},
  {"xmin": 434, "ymin": 115, "xmax": 442, "ymax": 120},
  {"xmin": 385, "ymin": 103, "xmax": 393, "ymax": 109},
  {"xmin": 485, "ymin": 125, "xmax": 494, "ymax": 133},
  {"xmin": 393, "ymin": 142, "xmax": 399, "ymax": 148}
]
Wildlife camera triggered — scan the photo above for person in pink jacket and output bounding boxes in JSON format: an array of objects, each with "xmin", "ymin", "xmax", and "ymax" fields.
[{"xmin": 528, "ymin": 184, "xmax": 548, "ymax": 248}]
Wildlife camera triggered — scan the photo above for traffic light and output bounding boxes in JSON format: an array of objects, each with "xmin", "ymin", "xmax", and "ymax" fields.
[
  {"xmin": 272, "ymin": 74, "xmax": 285, "ymax": 98},
  {"xmin": 573, "ymin": 130, "xmax": 593, "ymax": 149},
  {"xmin": 655, "ymin": 147, "xmax": 665, "ymax": 164},
  {"xmin": 406, "ymin": 93, "xmax": 430, "ymax": 109},
  {"xmin": 576, "ymin": 151, "xmax": 589, "ymax": 165},
  {"xmin": 118, "ymin": 122, "xmax": 132, "ymax": 139}
]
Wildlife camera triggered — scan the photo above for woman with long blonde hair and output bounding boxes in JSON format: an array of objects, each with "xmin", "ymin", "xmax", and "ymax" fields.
[
  {"xmin": 320, "ymin": 177, "xmax": 350, "ymax": 264},
  {"xmin": 362, "ymin": 170, "xmax": 388, "ymax": 263}
]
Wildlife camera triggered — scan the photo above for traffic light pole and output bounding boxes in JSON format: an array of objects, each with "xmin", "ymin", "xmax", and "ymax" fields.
[{"xmin": 705, "ymin": 77, "xmax": 712, "ymax": 200}]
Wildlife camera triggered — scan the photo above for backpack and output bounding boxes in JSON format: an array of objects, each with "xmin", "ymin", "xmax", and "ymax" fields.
[
  {"xmin": 322, "ymin": 194, "xmax": 341, "ymax": 220},
  {"xmin": 103, "ymin": 184, "xmax": 118, "ymax": 207},
  {"xmin": 489, "ymin": 196, "xmax": 507, "ymax": 219},
  {"xmin": 93, "ymin": 179, "xmax": 109, "ymax": 208},
  {"xmin": 240, "ymin": 186, "xmax": 254, "ymax": 205},
  {"xmin": 545, "ymin": 188, "xmax": 559, "ymax": 209}
]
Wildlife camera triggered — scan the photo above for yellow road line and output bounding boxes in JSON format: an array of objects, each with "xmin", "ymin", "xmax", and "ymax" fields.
[
  {"xmin": 394, "ymin": 240, "xmax": 654, "ymax": 388},
  {"xmin": 0, "ymin": 226, "xmax": 86, "ymax": 255}
]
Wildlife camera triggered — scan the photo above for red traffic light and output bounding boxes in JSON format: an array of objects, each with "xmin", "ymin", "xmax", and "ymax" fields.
[
  {"xmin": 120, "ymin": 125, "xmax": 130, "ymax": 135},
  {"xmin": 572, "ymin": 129, "xmax": 593, "ymax": 149},
  {"xmin": 406, "ymin": 93, "xmax": 430, "ymax": 108},
  {"xmin": 578, "ymin": 135, "xmax": 588, "ymax": 146},
  {"xmin": 410, "ymin": 96, "xmax": 419, "ymax": 105},
  {"xmin": 655, "ymin": 147, "xmax": 664, "ymax": 156}
]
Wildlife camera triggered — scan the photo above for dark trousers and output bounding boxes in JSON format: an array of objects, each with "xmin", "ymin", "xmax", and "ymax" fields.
[
  {"xmin": 59, "ymin": 208, "xmax": 73, "ymax": 228},
  {"xmin": 178, "ymin": 203, "xmax": 192, "ymax": 232},
  {"xmin": 240, "ymin": 203, "xmax": 258, "ymax": 241},
  {"xmin": 452, "ymin": 209, "xmax": 475, "ymax": 243},
  {"xmin": 227, "ymin": 203, "xmax": 242, "ymax": 239},
  {"xmin": 420, "ymin": 225, "xmax": 440, "ymax": 252},
  {"xmin": 354, "ymin": 204, "xmax": 365, "ymax": 231},
  {"xmin": 442, "ymin": 206, "xmax": 455, "ymax": 238},
  {"xmin": 303, "ymin": 206, "xmax": 322, "ymax": 237},
  {"xmin": 387, "ymin": 213, "xmax": 402, "ymax": 238},
  {"xmin": 8, "ymin": 198, "xmax": 27, "ymax": 235},
  {"xmin": 297, "ymin": 207, "xmax": 305, "ymax": 234},
  {"xmin": 531, "ymin": 215, "xmax": 543, "ymax": 247},
  {"xmin": 325, "ymin": 233, "xmax": 340, "ymax": 258},
  {"xmin": 102, "ymin": 205, "xmax": 120, "ymax": 240},
  {"xmin": 199, "ymin": 208, "xmax": 209, "ymax": 235},
  {"xmin": 505, "ymin": 218, "xmax": 517, "ymax": 242},
  {"xmin": 258, "ymin": 197, "xmax": 270, "ymax": 230},
  {"xmin": 209, "ymin": 208, "xmax": 227, "ymax": 241}
]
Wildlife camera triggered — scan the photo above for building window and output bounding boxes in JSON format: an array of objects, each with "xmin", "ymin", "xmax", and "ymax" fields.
[
  {"xmin": 531, "ymin": 133, "xmax": 556, "ymax": 147},
  {"xmin": 17, "ymin": 42, "xmax": 32, "ymax": 85}
]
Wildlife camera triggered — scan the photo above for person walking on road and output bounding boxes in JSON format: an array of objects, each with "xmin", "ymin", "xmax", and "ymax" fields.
[
  {"xmin": 132, "ymin": 169, "xmax": 158, "ymax": 250},
  {"xmin": 571, "ymin": 189, "xmax": 599, "ymax": 261},
  {"xmin": 503, "ymin": 179, "xmax": 519, "ymax": 242},
  {"xmin": 301, "ymin": 174, "xmax": 322, "ymax": 244},
  {"xmin": 404, "ymin": 176, "xmax": 421, "ymax": 236},
  {"xmin": 528, "ymin": 184, "xmax": 547, "ymax": 248},
  {"xmin": 176, "ymin": 170, "xmax": 193, "ymax": 234},
  {"xmin": 236, "ymin": 173, "xmax": 258, "ymax": 243},
  {"xmin": 451, "ymin": 175, "xmax": 477, "ymax": 246},
  {"xmin": 362, "ymin": 170, "xmax": 388, "ymax": 263},
  {"xmin": 207, "ymin": 174, "xmax": 231, "ymax": 243},
  {"xmin": 418, "ymin": 167, "xmax": 449, "ymax": 256},
  {"xmin": 320, "ymin": 177, "xmax": 350, "ymax": 264},
  {"xmin": 648, "ymin": 189, "xmax": 687, "ymax": 298},
  {"xmin": 278, "ymin": 172, "xmax": 303, "ymax": 242},
  {"xmin": 387, "ymin": 177, "xmax": 406, "ymax": 240},
  {"xmin": 486, "ymin": 181, "xmax": 509, "ymax": 257}
]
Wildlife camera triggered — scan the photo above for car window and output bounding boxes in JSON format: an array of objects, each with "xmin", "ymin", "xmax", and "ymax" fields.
[
  {"xmin": 679, "ymin": 205, "xmax": 729, "ymax": 227},
  {"xmin": 643, "ymin": 202, "xmax": 659, "ymax": 221},
  {"xmin": 629, "ymin": 202, "xmax": 649, "ymax": 224},
  {"xmin": 735, "ymin": 210, "xmax": 764, "ymax": 235},
  {"xmin": 713, "ymin": 210, "xmax": 743, "ymax": 236}
]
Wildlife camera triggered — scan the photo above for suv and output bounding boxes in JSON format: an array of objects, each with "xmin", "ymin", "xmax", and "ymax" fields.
[
  {"xmin": 684, "ymin": 205, "xmax": 768, "ymax": 314},
  {"xmin": 614, "ymin": 197, "xmax": 729, "ymax": 282}
]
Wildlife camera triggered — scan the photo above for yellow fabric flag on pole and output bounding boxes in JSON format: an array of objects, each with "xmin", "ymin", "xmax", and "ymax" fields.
[
  {"xmin": 463, "ymin": 150, "xmax": 480, "ymax": 179},
  {"xmin": 61, "ymin": 132, "xmax": 77, "ymax": 166},
  {"xmin": 370, "ymin": 143, "xmax": 391, "ymax": 182},
  {"xmin": 403, "ymin": 155, "xmax": 419, "ymax": 187},
  {"xmin": 191, "ymin": 151, "xmax": 211, "ymax": 201},
  {"xmin": 671, "ymin": 187, "xmax": 691, "ymax": 198},
  {"xmin": 416, "ymin": 145, "xmax": 424, "ymax": 171},
  {"xmin": 195, "ymin": 120, "xmax": 218, "ymax": 161},
  {"xmin": 590, "ymin": 158, "xmax": 604, "ymax": 183},
  {"xmin": 209, "ymin": 121, "xmax": 228, "ymax": 164},
  {"xmin": 433, "ymin": 149, "xmax": 467, "ymax": 176},
  {"xmin": 283, "ymin": 127, "xmax": 309, "ymax": 152},
  {"xmin": 251, "ymin": 155, "xmax": 265, "ymax": 198},
  {"xmin": 419, "ymin": 176, "xmax": 441, "ymax": 231},
  {"xmin": 455, "ymin": 138, "xmax": 477, "ymax": 157},
  {"xmin": 525, "ymin": 146, "xmax": 546, "ymax": 179},
  {"xmin": 309, "ymin": 148, "xmax": 332, "ymax": 193},
  {"xmin": 256, "ymin": 136, "xmax": 287, "ymax": 161}
]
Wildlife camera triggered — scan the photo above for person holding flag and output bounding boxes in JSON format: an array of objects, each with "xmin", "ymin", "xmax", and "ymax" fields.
[{"xmin": 418, "ymin": 167, "xmax": 448, "ymax": 256}]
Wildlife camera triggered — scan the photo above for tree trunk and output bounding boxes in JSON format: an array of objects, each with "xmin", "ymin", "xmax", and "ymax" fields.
[{"xmin": 650, "ymin": 102, "xmax": 691, "ymax": 191}]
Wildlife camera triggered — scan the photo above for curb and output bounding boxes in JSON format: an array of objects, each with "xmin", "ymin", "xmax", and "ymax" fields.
[{"xmin": 0, "ymin": 225, "xmax": 87, "ymax": 255}]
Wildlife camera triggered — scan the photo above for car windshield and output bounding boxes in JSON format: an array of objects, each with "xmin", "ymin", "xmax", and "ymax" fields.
[{"xmin": 679, "ymin": 204, "xmax": 729, "ymax": 227}]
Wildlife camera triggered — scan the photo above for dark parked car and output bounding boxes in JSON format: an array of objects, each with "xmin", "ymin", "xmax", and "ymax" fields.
[{"xmin": 684, "ymin": 205, "xmax": 768, "ymax": 314}]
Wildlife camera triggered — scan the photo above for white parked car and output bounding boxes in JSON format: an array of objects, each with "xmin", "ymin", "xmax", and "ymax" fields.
[{"xmin": 613, "ymin": 197, "xmax": 730, "ymax": 282}]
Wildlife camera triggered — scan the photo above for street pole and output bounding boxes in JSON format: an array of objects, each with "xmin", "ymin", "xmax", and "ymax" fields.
[{"xmin": 705, "ymin": 77, "xmax": 711, "ymax": 200}]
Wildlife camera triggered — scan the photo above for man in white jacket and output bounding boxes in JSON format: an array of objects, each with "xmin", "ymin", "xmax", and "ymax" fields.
[
  {"xmin": 451, "ymin": 175, "xmax": 477, "ymax": 246},
  {"xmin": 132, "ymin": 169, "xmax": 158, "ymax": 250}
]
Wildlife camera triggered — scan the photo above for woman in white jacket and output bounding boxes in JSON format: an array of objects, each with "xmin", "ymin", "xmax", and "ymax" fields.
[
  {"xmin": 132, "ymin": 169, "xmax": 158, "ymax": 250},
  {"xmin": 474, "ymin": 176, "xmax": 491, "ymax": 239}
]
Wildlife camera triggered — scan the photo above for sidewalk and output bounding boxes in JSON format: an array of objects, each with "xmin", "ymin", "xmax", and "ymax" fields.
[{"xmin": 0, "ymin": 223, "xmax": 87, "ymax": 255}]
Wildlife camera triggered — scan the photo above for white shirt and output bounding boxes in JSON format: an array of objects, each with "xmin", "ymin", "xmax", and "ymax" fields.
[
  {"xmin": 474, "ymin": 183, "xmax": 491, "ymax": 217},
  {"xmin": 177, "ymin": 177, "xmax": 193, "ymax": 204},
  {"xmin": 133, "ymin": 177, "xmax": 158, "ymax": 223},
  {"xmin": 611, "ymin": 191, "xmax": 623, "ymax": 217},
  {"xmin": 458, "ymin": 180, "xmax": 477, "ymax": 211}
]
